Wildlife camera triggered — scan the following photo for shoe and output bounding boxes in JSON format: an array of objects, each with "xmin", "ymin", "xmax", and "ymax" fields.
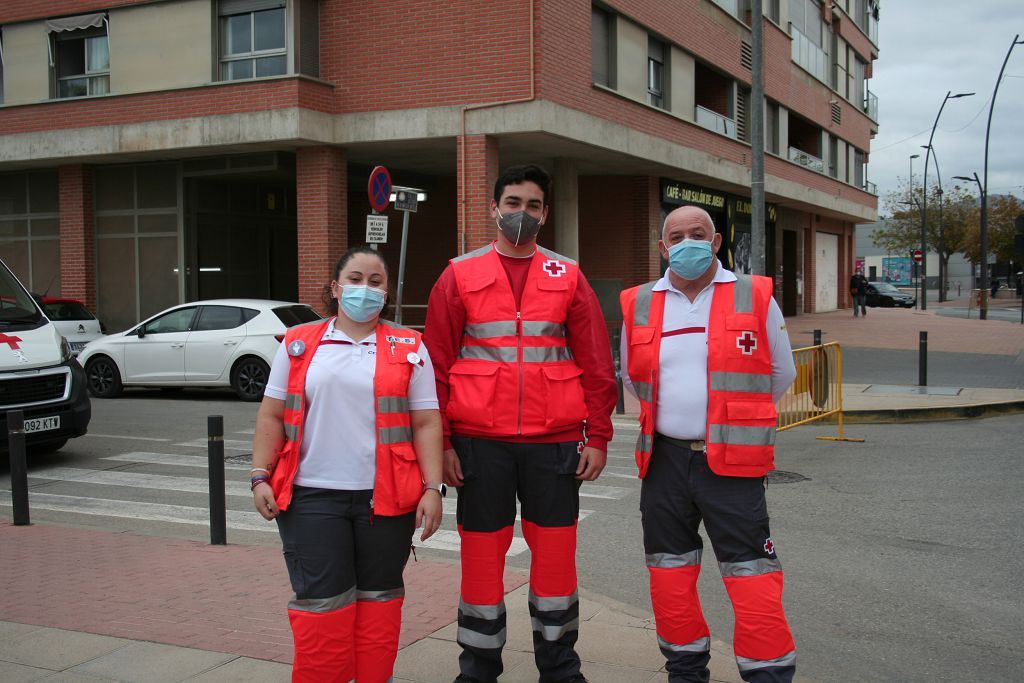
[
  {"xmin": 453, "ymin": 676, "xmax": 482, "ymax": 683},
  {"xmin": 555, "ymin": 676, "xmax": 589, "ymax": 683}
]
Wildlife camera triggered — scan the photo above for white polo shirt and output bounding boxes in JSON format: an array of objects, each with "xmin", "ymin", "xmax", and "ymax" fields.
[
  {"xmin": 620, "ymin": 266, "xmax": 796, "ymax": 440},
  {"xmin": 265, "ymin": 319, "xmax": 438, "ymax": 490}
]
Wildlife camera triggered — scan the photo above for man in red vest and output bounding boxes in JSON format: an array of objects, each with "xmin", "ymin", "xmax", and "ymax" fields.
[
  {"xmin": 424, "ymin": 164, "xmax": 617, "ymax": 683},
  {"xmin": 619, "ymin": 205, "xmax": 797, "ymax": 682}
]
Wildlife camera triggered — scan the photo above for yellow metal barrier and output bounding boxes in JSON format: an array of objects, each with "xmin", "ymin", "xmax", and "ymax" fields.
[{"xmin": 776, "ymin": 342, "xmax": 864, "ymax": 442}]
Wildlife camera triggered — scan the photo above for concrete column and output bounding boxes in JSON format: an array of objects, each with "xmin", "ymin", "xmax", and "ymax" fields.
[
  {"xmin": 296, "ymin": 146, "xmax": 347, "ymax": 314},
  {"xmin": 58, "ymin": 166, "xmax": 96, "ymax": 309},
  {"xmin": 458, "ymin": 134, "xmax": 500, "ymax": 253},
  {"xmin": 553, "ymin": 158, "xmax": 579, "ymax": 260}
]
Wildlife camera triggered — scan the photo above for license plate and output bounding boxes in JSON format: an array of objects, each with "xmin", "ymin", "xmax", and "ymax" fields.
[{"xmin": 24, "ymin": 416, "xmax": 60, "ymax": 433}]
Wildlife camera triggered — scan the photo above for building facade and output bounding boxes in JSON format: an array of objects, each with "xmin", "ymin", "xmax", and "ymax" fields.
[{"xmin": 0, "ymin": 0, "xmax": 879, "ymax": 333}]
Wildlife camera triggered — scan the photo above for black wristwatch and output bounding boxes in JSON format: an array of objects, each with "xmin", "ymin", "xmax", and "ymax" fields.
[{"xmin": 423, "ymin": 482, "xmax": 447, "ymax": 498}]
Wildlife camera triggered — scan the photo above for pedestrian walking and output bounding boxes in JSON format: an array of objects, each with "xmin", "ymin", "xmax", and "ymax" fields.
[
  {"xmin": 251, "ymin": 246, "xmax": 444, "ymax": 683},
  {"xmin": 850, "ymin": 270, "xmax": 868, "ymax": 317},
  {"xmin": 424, "ymin": 164, "xmax": 618, "ymax": 683},
  {"xmin": 619, "ymin": 206, "xmax": 798, "ymax": 683}
]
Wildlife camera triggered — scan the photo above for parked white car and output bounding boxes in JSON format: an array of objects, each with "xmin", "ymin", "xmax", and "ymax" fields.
[
  {"xmin": 40, "ymin": 297, "xmax": 105, "ymax": 356},
  {"xmin": 78, "ymin": 299, "xmax": 322, "ymax": 401}
]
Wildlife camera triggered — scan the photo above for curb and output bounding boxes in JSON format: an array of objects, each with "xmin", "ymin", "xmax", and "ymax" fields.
[{"xmin": 838, "ymin": 400, "xmax": 1024, "ymax": 423}]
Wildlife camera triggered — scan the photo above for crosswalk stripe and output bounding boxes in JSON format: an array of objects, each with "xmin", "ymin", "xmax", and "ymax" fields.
[
  {"xmin": 0, "ymin": 491, "xmax": 275, "ymax": 533},
  {"xmin": 595, "ymin": 471, "xmax": 638, "ymax": 480},
  {"xmin": 440, "ymin": 499, "xmax": 594, "ymax": 520},
  {"xmin": 104, "ymin": 452, "xmax": 250, "ymax": 470},
  {"xmin": 579, "ymin": 484, "xmax": 630, "ymax": 499},
  {"xmin": 27, "ymin": 466, "xmax": 251, "ymax": 497},
  {"xmin": 174, "ymin": 438, "xmax": 252, "ymax": 452},
  {"xmin": 84, "ymin": 433, "xmax": 171, "ymax": 442},
  {"xmin": 416, "ymin": 530, "xmax": 528, "ymax": 557}
]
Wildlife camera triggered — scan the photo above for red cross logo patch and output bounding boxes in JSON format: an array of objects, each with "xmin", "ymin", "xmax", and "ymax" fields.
[
  {"xmin": 0, "ymin": 334, "xmax": 23, "ymax": 350},
  {"xmin": 764, "ymin": 538, "xmax": 775, "ymax": 555},
  {"xmin": 736, "ymin": 330, "xmax": 757, "ymax": 355},
  {"xmin": 542, "ymin": 259, "xmax": 566, "ymax": 278}
]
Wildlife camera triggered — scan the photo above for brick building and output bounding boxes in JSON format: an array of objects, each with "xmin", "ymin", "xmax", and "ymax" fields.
[{"xmin": 0, "ymin": 0, "xmax": 879, "ymax": 333}]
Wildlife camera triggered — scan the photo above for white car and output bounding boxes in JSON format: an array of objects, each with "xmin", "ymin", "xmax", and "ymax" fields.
[
  {"xmin": 40, "ymin": 296, "xmax": 105, "ymax": 356},
  {"xmin": 78, "ymin": 299, "xmax": 322, "ymax": 401}
]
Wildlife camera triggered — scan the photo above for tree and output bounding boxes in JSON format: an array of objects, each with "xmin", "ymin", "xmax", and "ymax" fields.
[{"xmin": 961, "ymin": 192, "xmax": 1021, "ymax": 265}]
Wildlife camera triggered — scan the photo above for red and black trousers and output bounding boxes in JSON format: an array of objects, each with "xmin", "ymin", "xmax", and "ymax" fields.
[
  {"xmin": 276, "ymin": 486, "xmax": 414, "ymax": 683},
  {"xmin": 640, "ymin": 435, "xmax": 796, "ymax": 683},
  {"xmin": 452, "ymin": 436, "xmax": 583, "ymax": 683}
]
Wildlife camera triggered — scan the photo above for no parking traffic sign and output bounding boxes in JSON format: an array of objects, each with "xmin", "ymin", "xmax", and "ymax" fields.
[{"xmin": 368, "ymin": 166, "xmax": 392, "ymax": 213}]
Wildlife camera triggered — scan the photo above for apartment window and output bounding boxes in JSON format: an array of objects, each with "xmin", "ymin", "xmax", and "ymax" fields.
[
  {"xmin": 766, "ymin": 0, "xmax": 781, "ymax": 23},
  {"xmin": 766, "ymin": 101, "xmax": 780, "ymax": 154},
  {"xmin": 828, "ymin": 134, "xmax": 838, "ymax": 178},
  {"xmin": 46, "ymin": 14, "xmax": 110, "ymax": 99},
  {"xmin": 219, "ymin": 0, "xmax": 287, "ymax": 81},
  {"xmin": 695, "ymin": 63, "xmax": 737, "ymax": 138},
  {"xmin": 591, "ymin": 6, "xmax": 616, "ymax": 88},
  {"xmin": 647, "ymin": 35, "xmax": 667, "ymax": 109},
  {"xmin": 788, "ymin": 0, "xmax": 829, "ymax": 83}
]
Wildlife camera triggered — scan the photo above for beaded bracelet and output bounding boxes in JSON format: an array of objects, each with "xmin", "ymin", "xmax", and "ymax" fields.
[
  {"xmin": 250, "ymin": 475, "xmax": 271, "ymax": 491},
  {"xmin": 250, "ymin": 466, "xmax": 272, "ymax": 475}
]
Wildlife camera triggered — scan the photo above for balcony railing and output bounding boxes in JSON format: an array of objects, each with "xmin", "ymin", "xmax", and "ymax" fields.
[
  {"xmin": 696, "ymin": 104, "xmax": 737, "ymax": 139},
  {"xmin": 788, "ymin": 146, "xmax": 825, "ymax": 173},
  {"xmin": 790, "ymin": 25, "xmax": 828, "ymax": 84},
  {"xmin": 862, "ymin": 180, "xmax": 878, "ymax": 195},
  {"xmin": 864, "ymin": 90, "xmax": 879, "ymax": 122}
]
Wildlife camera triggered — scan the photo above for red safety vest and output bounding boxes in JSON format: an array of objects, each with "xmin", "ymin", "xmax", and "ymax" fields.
[
  {"xmin": 620, "ymin": 274, "xmax": 777, "ymax": 478},
  {"xmin": 269, "ymin": 318, "xmax": 424, "ymax": 515},
  {"xmin": 445, "ymin": 242, "xmax": 588, "ymax": 437}
]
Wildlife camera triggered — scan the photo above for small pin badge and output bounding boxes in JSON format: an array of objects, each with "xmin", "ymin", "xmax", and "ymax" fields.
[
  {"xmin": 407, "ymin": 352, "xmax": 423, "ymax": 367},
  {"xmin": 287, "ymin": 340, "xmax": 306, "ymax": 357}
]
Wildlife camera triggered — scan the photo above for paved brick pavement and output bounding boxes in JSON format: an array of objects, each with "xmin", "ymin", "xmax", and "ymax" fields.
[{"xmin": 0, "ymin": 521, "xmax": 527, "ymax": 665}]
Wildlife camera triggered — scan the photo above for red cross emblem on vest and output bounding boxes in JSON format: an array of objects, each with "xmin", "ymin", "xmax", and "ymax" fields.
[
  {"xmin": 0, "ymin": 334, "xmax": 23, "ymax": 350},
  {"xmin": 736, "ymin": 330, "xmax": 757, "ymax": 355},
  {"xmin": 764, "ymin": 538, "xmax": 775, "ymax": 555},
  {"xmin": 543, "ymin": 259, "xmax": 566, "ymax": 278}
]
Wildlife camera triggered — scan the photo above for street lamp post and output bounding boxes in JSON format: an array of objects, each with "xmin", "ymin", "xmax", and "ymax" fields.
[
  {"xmin": 908, "ymin": 154, "xmax": 920, "ymax": 306},
  {"xmin": 922, "ymin": 144, "xmax": 946, "ymax": 301},
  {"xmin": 922, "ymin": 91, "xmax": 974, "ymax": 310},
  {"xmin": 978, "ymin": 34, "xmax": 1024, "ymax": 321},
  {"xmin": 954, "ymin": 173, "xmax": 984, "ymax": 307}
]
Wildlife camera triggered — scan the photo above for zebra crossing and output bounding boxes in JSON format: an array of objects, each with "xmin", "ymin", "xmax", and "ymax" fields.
[{"xmin": 1, "ymin": 433, "xmax": 640, "ymax": 558}]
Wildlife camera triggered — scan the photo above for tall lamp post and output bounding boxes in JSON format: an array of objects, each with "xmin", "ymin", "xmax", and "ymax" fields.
[
  {"xmin": 978, "ymin": 34, "xmax": 1024, "ymax": 320},
  {"xmin": 954, "ymin": 172, "xmax": 986, "ymax": 309},
  {"xmin": 922, "ymin": 144, "xmax": 946, "ymax": 301},
  {"xmin": 909, "ymin": 154, "xmax": 920, "ymax": 305},
  {"xmin": 922, "ymin": 91, "xmax": 974, "ymax": 310}
]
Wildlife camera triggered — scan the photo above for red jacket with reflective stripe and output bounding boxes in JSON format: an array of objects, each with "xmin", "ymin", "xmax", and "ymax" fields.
[
  {"xmin": 620, "ymin": 274, "xmax": 777, "ymax": 478},
  {"xmin": 443, "ymin": 243, "xmax": 589, "ymax": 438},
  {"xmin": 268, "ymin": 319, "xmax": 424, "ymax": 515}
]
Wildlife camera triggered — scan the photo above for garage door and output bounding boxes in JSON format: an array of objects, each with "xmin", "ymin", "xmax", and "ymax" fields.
[{"xmin": 814, "ymin": 232, "xmax": 838, "ymax": 312}]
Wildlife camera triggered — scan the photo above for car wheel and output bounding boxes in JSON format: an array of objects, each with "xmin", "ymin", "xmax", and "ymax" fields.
[
  {"xmin": 231, "ymin": 357, "xmax": 269, "ymax": 402},
  {"xmin": 86, "ymin": 356, "xmax": 123, "ymax": 398}
]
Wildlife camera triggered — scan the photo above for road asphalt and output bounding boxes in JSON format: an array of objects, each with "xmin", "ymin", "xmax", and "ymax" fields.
[{"xmin": 1, "ymin": 301, "xmax": 1022, "ymax": 682}]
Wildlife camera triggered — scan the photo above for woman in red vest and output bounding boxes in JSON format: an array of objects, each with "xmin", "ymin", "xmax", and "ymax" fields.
[{"xmin": 250, "ymin": 246, "xmax": 445, "ymax": 683}]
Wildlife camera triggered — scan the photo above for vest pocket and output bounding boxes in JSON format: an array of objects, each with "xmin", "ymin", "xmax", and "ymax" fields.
[
  {"xmin": 541, "ymin": 364, "xmax": 588, "ymax": 429},
  {"xmin": 719, "ymin": 400, "xmax": 777, "ymax": 467},
  {"xmin": 390, "ymin": 443, "xmax": 422, "ymax": 510},
  {"xmin": 445, "ymin": 362, "xmax": 499, "ymax": 427}
]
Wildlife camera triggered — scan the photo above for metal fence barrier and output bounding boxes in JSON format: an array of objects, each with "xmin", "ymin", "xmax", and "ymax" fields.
[{"xmin": 777, "ymin": 342, "xmax": 864, "ymax": 442}]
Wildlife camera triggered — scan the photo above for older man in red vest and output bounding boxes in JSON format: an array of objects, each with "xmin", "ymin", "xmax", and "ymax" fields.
[
  {"xmin": 619, "ymin": 205, "xmax": 797, "ymax": 683},
  {"xmin": 425, "ymin": 164, "xmax": 617, "ymax": 683}
]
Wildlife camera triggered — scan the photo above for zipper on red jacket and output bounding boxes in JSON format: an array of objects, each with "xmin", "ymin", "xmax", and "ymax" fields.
[{"xmin": 517, "ymin": 310, "xmax": 523, "ymax": 435}]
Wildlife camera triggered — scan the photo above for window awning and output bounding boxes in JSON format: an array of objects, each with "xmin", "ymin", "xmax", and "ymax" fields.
[{"xmin": 45, "ymin": 13, "xmax": 106, "ymax": 34}]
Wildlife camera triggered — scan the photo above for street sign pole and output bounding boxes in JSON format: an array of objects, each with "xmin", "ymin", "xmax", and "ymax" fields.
[{"xmin": 392, "ymin": 187, "xmax": 422, "ymax": 325}]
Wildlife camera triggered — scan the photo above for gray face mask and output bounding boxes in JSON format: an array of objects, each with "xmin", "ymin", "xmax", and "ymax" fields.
[{"xmin": 496, "ymin": 210, "xmax": 542, "ymax": 246}]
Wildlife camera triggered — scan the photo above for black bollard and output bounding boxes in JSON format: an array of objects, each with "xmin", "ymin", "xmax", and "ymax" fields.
[
  {"xmin": 7, "ymin": 410, "xmax": 30, "ymax": 526},
  {"xmin": 919, "ymin": 332, "xmax": 928, "ymax": 387},
  {"xmin": 208, "ymin": 415, "xmax": 227, "ymax": 545},
  {"xmin": 813, "ymin": 329, "xmax": 822, "ymax": 346}
]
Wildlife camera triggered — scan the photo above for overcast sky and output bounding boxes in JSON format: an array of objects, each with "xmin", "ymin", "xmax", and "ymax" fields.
[{"xmin": 869, "ymin": 2, "xmax": 1024, "ymax": 216}]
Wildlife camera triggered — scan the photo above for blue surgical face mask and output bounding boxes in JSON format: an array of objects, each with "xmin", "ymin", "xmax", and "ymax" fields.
[
  {"xmin": 667, "ymin": 238, "xmax": 715, "ymax": 280},
  {"xmin": 340, "ymin": 285, "xmax": 386, "ymax": 323}
]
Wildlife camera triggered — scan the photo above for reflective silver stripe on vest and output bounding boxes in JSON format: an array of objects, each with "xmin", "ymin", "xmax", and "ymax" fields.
[
  {"xmin": 523, "ymin": 346, "xmax": 574, "ymax": 362},
  {"xmin": 284, "ymin": 392, "xmax": 302, "ymax": 412},
  {"xmin": 464, "ymin": 321, "xmax": 517, "ymax": 338},
  {"xmin": 457, "ymin": 626, "xmax": 507, "ymax": 650},
  {"xmin": 377, "ymin": 396, "xmax": 409, "ymax": 413},
  {"xmin": 451, "ymin": 243, "xmax": 494, "ymax": 263},
  {"xmin": 658, "ymin": 635, "xmax": 711, "ymax": 653},
  {"xmin": 356, "ymin": 587, "xmax": 405, "ymax": 602},
  {"xmin": 736, "ymin": 650, "xmax": 797, "ymax": 671},
  {"xmin": 708, "ymin": 424, "xmax": 776, "ymax": 446},
  {"xmin": 528, "ymin": 590, "xmax": 578, "ymax": 612},
  {"xmin": 632, "ymin": 381, "xmax": 654, "ymax": 403},
  {"xmin": 288, "ymin": 586, "xmax": 356, "ymax": 613},
  {"xmin": 531, "ymin": 617, "xmax": 580, "ymax": 641},
  {"xmin": 719, "ymin": 558, "xmax": 783, "ymax": 577},
  {"xmin": 646, "ymin": 550, "xmax": 702, "ymax": 568},
  {"xmin": 283, "ymin": 422, "xmax": 299, "ymax": 442},
  {"xmin": 710, "ymin": 372, "xmax": 772, "ymax": 394},
  {"xmin": 537, "ymin": 245, "xmax": 577, "ymax": 266},
  {"xmin": 378, "ymin": 426, "xmax": 413, "ymax": 445},
  {"xmin": 733, "ymin": 274, "xmax": 753, "ymax": 313},
  {"xmin": 458, "ymin": 346, "xmax": 518, "ymax": 362},
  {"xmin": 633, "ymin": 281, "xmax": 657, "ymax": 326},
  {"xmin": 459, "ymin": 600, "xmax": 506, "ymax": 620},
  {"xmin": 636, "ymin": 432, "xmax": 653, "ymax": 454},
  {"xmin": 522, "ymin": 321, "xmax": 566, "ymax": 337}
]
